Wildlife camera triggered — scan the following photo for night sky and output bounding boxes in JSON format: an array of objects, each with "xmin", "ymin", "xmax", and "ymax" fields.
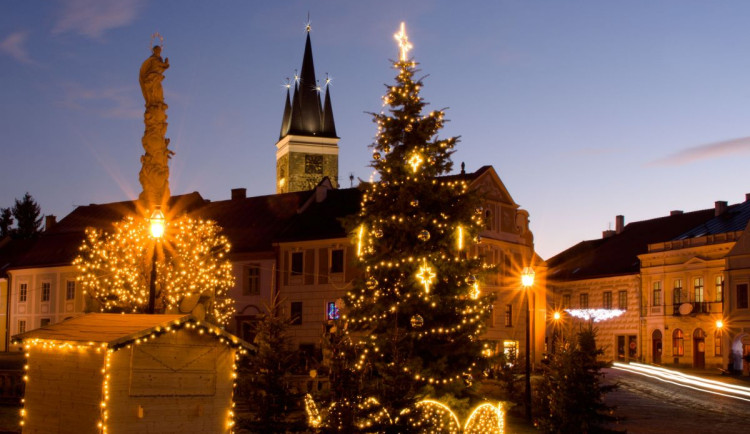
[{"xmin": 2, "ymin": 1, "xmax": 750, "ymax": 259}]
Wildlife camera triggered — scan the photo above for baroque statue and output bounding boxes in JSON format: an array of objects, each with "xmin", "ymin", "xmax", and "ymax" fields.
[{"xmin": 138, "ymin": 43, "xmax": 172, "ymax": 212}]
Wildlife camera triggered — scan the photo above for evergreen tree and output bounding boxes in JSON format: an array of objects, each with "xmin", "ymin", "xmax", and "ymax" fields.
[
  {"xmin": 535, "ymin": 326, "xmax": 619, "ymax": 433},
  {"xmin": 238, "ymin": 295, "xmax": 303, "ymax": 433},
  {"xmin": 12, "ymin": 193, "xmax": 42, "ymax": 239},
  {"xmin": 0, "ymin": 208, "xmax": 13, "ymax": 238},
  {"xmin": 342, "ymin": 23, "xmax": 492, "ymax": 420}
]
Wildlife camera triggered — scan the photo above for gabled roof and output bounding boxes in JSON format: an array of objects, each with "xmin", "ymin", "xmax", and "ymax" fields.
[
  {"xmin": 13, "ymin": 313, "xmax": 252, "ymax": 351},
  {"xmin": 276, "ymin": 187, "xmax": 361, "ymax": 242},
  {"xmin": 548, "ymin": 207, "xmax": 718, "ymax": 281}
]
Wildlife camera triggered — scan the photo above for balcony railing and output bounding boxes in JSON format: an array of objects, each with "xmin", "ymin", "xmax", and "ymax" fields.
[{"xmin": 644, "ymin": 301, "xmax": 722, "ymax": 317}]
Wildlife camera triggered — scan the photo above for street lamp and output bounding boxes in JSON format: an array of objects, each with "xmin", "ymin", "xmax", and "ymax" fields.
[
  {"xmin": 521, "ymin": 266, "xmax": 535, "ymax": 423},
  {"xmin": 148, "ymin": 208, "xmax": 165, "ymax": 314}
]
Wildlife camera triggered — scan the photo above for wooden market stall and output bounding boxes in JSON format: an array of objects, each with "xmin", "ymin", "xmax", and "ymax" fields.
[{"xmin": 14, "ymin": 313, "xmax": 251, "ymax": 434}]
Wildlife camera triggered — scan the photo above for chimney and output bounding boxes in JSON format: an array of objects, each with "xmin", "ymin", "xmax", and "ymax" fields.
[
  {"xmin": 231, "ymin": 188, "xmax": 246, "ymax": 200},
  {"xmin": 715, "ymin": 201, "xmax": 728, "ymax": 216},
  {"xmin": 615, "ymin": 215, "xmax": 624, "ymax": 234},
  {"xmin": 670, "ymin": 210, "xmax": 683, "ymax": 216},
  {"xmin": 602, "ymin": 229, "xmax": 616, "ymax": 239},
  {"xmin": 45, "ymin": 215, "xmax": 56, "ymax": 232},
  {"xmin": 746, "ymin": 193, "xmax": 750, "ymax": 202}
]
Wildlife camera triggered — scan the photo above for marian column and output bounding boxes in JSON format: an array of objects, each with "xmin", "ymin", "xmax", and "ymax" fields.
[{"xmin": 138, "ymin": 42, "xmax": 172, "ymax": 212}]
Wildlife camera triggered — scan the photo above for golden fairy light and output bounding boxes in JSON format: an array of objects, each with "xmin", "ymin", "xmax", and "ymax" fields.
[
  {"xmin": 394, "ymin": 21, "xmax": 413, "ymax": 61},
  {"xmin": 416, "ymin": 259, "xmax": 436, "ymax": 293},
  {"xmin": 408, "ymin": 153, "xmax": 423, "ymax": 173},
  {"xmin": 74, "ymin": 216, "xmax": 236, "ymax": 326}
]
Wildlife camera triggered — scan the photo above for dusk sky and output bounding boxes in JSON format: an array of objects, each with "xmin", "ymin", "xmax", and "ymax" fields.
[{"xmin": 2, "ymin": 1, "xmax": 750, "ymax": 259}]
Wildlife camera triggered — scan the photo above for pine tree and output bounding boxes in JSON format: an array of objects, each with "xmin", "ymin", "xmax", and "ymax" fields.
[
  {"xmin": 12, "ymin": 193, "xmax": 42, "ymax": 239},
  {"xmin": 342, "ymin": 23, "xmax": 492, "ymax": 419},
  {"xmin": 535, "ymin": 326, "xmax": 619, "ymax": 433},
  {"xmin": 0, "ymin": 208, "xmax": 13, "ymax": 238},
  {"xmin": 238, "ymin": 295, "xmax": 303, "ymax": 433}
]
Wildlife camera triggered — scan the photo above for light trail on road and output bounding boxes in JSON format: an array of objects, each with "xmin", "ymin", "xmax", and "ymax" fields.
[{"xmin": 612, "ymin": 362, "xmax": 750, "ymax": 402}]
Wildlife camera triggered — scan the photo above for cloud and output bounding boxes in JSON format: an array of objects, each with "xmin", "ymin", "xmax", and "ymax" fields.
[
  {"xmin": 58, "ymin": 82, "xmax": 142, "ymax": 119},
  {"xmin": 53, "ymin": 0, "xmax": 143, "ymax": 39},
  {"xmin": 649, "ymin": 136, "xmax": 750, "ymax": 166},
  {"xmin": 0, "ymin": 31, "xmax": 34, "ymax": 64}
]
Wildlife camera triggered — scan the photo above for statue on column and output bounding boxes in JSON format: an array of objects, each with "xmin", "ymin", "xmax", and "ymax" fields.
[{"xmin": 138, "ymin": 37, "xmax": 173, "ymax": 213}]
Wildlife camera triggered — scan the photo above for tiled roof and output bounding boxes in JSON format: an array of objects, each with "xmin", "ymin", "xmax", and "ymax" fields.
[
  {"xmin": 547, "ymin": 207, "xmax": 720, "ymax": 281},
  {"xmin": 675, "ymin": 201, "xmax": 750, "ymax": 239},
  {"xmin": 276, "ymin": 188, "xmax": 362, "ymax": 242}
]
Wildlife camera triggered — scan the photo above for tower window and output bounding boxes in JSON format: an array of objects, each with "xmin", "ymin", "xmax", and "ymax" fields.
[{"xmin": 305, "ymin": 155, "xmax": 324, "ymax": 174}]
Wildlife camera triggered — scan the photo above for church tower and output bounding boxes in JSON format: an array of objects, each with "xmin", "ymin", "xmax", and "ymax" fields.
[{"xmin": 276, "ymin": 27, "xmax": 339, "ymax": 193}]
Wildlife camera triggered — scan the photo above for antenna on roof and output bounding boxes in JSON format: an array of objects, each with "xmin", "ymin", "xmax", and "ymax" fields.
[{"xmin": 349, "ymin": 173, "xmax": 355, "ymax": 188}]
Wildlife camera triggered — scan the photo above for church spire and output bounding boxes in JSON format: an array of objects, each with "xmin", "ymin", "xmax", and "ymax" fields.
[
  {"xmin": 322, "ymin": 82, "xmax": 336, "ymax": 137},
  {"xmin": 279, "ymin": 84, "xmax": 292, "ymax": 139}
]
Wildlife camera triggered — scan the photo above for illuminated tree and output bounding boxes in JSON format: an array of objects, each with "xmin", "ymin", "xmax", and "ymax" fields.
[
  {"xmin": 74, "ymin": 216, "xmax": 235, "ymax": 326},
  {"xmin": 342, "ymin": 23, "xmax": 492, "ymax": 419}
]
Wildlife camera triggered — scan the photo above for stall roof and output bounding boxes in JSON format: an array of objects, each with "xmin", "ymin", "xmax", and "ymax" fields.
[{"xmin": 13, "ymin": 313, "xmax": 253, "ymax": 351}]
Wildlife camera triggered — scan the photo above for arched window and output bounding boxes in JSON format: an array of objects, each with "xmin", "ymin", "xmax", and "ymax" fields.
[{"xmin": 672, "ymin": 329, "xmax": 684, "ymax": 356}]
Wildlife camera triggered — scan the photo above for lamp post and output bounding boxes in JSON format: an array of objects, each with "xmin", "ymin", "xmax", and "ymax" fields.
[
  {"xmin": 147, "ymin": 208, "xmax": 165, "ymax": 314},
  {"xmin": 716, "ymin": 319, "xmax": 724, "ymax": 370},
  {"xmin": 521, "ymin": 266, "xmax": 535, "ymax": 423}
]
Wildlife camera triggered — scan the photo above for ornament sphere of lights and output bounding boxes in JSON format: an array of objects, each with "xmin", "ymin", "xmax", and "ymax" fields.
[
  {"xmin": 465, "ymin": 275, "xmax": 477, "ymax": 286},
  {"xmin": 462, "ymin": 373, "xmax": 473, "ymax": 387},
  {"xmin": 383, "ymin": 145, "xmax": 391, "ymax": 153},
  {"xmin": 410, "ymin": 314, "xmax": 424, "ymax": 328},
  {"xmin": 373, "ymin": 151, "xmax": 381, "ymax": 160},
  {"xmin": 374, "ymin": 228, "xmax": 384, "ymax": 238},
  {"xmin": 366, "ymin": 277, "xmax": 378, "ymax": 290},
  {"xmin": 410, "ymin": 199, "xmax": 419, "ymax": 207},
  {"xmin": 417, "ymin": 230, "xmax": 430, "ymax": 242},
  {"xmin": 475, "ymin": 206, "xmax": 483, "ymax": 215}
]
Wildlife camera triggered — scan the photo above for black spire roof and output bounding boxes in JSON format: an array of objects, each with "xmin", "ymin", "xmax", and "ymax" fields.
[
  {"xmin": 279, "ymin": 29, "xmax": 337, "ymax": 139},
  {"xmin": 279, "ymin": 86, "xmax": 292, "ymax": 139}
]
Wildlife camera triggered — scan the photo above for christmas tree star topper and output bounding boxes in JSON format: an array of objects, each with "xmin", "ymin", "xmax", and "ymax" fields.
[{"xmin": 394, "ymin": 22, "xmax": 413, "ymax": 61}]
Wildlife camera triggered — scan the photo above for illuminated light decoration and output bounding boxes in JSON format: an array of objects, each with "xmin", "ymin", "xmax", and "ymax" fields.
[
  {"xmin": 457, "ymin": 225, "xmax": 464, "ymax": 250},
  {"xmin": 521, "ymin": 267, "xmax": 535, "ymax": 288},
  {"xmin": 612, "ymin": 362, "xmax": 750, "ymax": 401},
  {"xmin": 357, "ymin": 225, "xmax": 365, "ymax": 257},
  {"xmin": 417, "ymin": 229, "xmax": 430, "ymax": 241},
  {"xmin": 366, "ymin": 277, "xmax": 378, "ymax": 290},
  {"xmin": 464, "ymin": 402, "xmax": 505, "ymax": 434},
  {"xmin": 416, "ymin": 259, "xmax": 436, "ymax": 293},
  {"xmin": 565, "ymin": 308, "xmax": 625, "ymax": 322},
  {"xmin": 149, "ymin": 208, "xmax": 165, "ymax": 238},
  {"xmin": 470, "ymin": 283, "xmax": 480, "ymax": 300},
  {"xmin": 74, "ymin": 216, "xmax": 236, "ymax": 326},
  {"xmin": 553, "ymin": 311, "xmax": 561, "ymax": 321},
  {"xmin": 373, "ymin": 151, "xmax": 381, "ymax": 160},
  {"xmin": 408, "ymin": 152, "xmax": 423, "ymax": 173},
  {"xmin": 466, "ymin": 275, "xmax": 477, "ymax": 286},
  {"xmin": 398, "ymin": 400, "xmax": 460, "ymax": 433},
  {"xmin": 716, "ymin": 320, "xmax": 724, "ymax": 329},
  {"xmin": 394, "ymin": 22, "xmax": 413, "ymax": 61},
  {"xmin": 304, "ymin": 394, "xmax": 322, "ymax": 428}
]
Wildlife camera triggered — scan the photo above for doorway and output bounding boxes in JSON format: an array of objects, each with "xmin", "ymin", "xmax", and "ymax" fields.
[
  {"xmin": 693, "ymin": 328, "xmax": 705, "ymax": 369},
  {"xmin": 652, "ymin": 330, "xmax": 662, "ymax": 364}
]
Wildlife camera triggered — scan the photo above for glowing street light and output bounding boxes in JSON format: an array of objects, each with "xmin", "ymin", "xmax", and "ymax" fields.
[
  {"xmin": 520, "ymin": 266, "xmax": 534, "ymax": 422},
  {"xmin": 147, "ymin": 208, "xmax": 165, "ymax": 314}
]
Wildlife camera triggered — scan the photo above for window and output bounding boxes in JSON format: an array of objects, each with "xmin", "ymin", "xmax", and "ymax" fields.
[
  {"xmin": 580, "ymin": 293, "xmax": 589, "ymax": 309},
  {"xmin": 653, "ymin": 281, "xmax": 662, "ymax": 307},
  {"xmin": 304, "ymin": 155, "xmax": 324, "ymax": 174},
  {"xmin": 291, "ymin": 301, "xmax": 303, "ymax": 325},
  {"xmin": 503, "ymin": 340, "xmax": 517, "ymax": 360},
  {"xmin": 330, "ymin": 249, "xmax": 344, "ymax": 274},
  {"xmin": 603, "ymin": 291, "xmax": 612, "ymax": 309},
  {"xmin": 715, "ymin": 276, "xmax": 724, "ymax": 302},
  {"xmin": 694, "ymin": 277, "xmax": 704, "ymax": 303},
  {"xmin": 562, "ymin": 294, "xmax": 571, "ymax": 309},
  {"xmin": 41, "ymin": 282, "xmax": 51, "ymax": 302},
  {"xmin": 19, "ymin": 283, "xmax": 27, "ymax": 302},
  {"xmin": 673, "ymin": 279, "xmax": 683, "ymax": 305},
  {"xmin": 291, "ymin": 252, "xmax": 304, "ymax": 276},
  {"xmin": 738, "ymin": 284, "xmax": 749, "ymax": 309},
  {"xmin": 18, "ymin": 320, "xmax": 26, "ymax": 334},
  {"xmin": 327, "ymin": 301, "xmax": 340, "ymax": 320},
  {"xmin": 484, "ymin": 209, "xmax": 492, "ymax": 230},
  {"xmin": 715, "ymin": 330, "xmax": 722, "ymax": 356},
  {"xmin": 40, "ymin": 318, "xmax": 51, "ymax": 327},
  {"xmin": 66, "ymin": 281, "xmax": 76, "ymax": 300},
  {"xmin": 504, "ymin": 304, "xmax": 513, "ymax": 327},
  {"xmin": 243, "ymin": 264, "xmax": 260, "ymax": 295},
  {"xmin": 618, "ymin": 291, "xmax": 628, "ymax": 310},
  {"xmin": 672, "ymin": 329, "xmax": 684, "ymax": 356}
]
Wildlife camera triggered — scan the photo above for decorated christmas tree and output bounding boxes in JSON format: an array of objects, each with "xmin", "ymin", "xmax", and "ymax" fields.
[{"xmin": 343, "ymin": 22, "xmax": 493, "ymax": 417}]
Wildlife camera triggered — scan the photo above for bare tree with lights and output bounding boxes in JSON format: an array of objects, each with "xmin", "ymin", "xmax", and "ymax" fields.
[
  {"xmin": 341, "ymin": 22, "xmax": 493, "ymax": 423},
  {"xmin": 74, "ymin": 216, "xmax": 236, "ymax": 326}
]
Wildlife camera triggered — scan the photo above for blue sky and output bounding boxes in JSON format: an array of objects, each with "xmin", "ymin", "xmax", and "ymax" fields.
[{"xmin": 1, "ymin": 0, "xmax": 750, "ymax": 259}]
